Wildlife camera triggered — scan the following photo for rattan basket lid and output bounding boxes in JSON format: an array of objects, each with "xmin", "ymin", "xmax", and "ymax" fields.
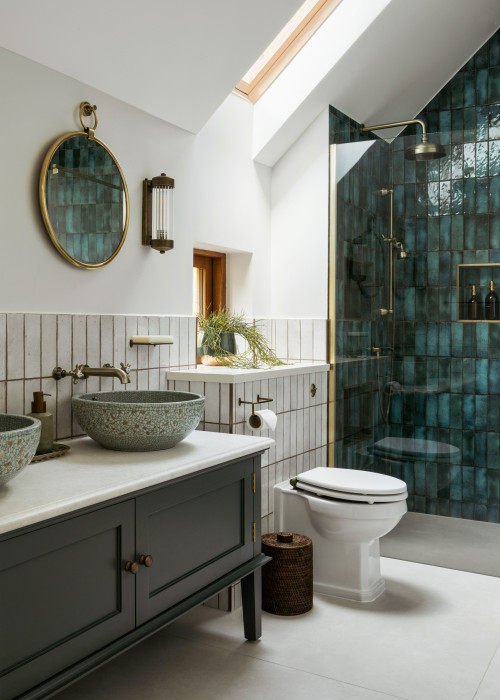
[{"xmin": 262, "ymin": 532, "xmax": 312, "ymax": 549}]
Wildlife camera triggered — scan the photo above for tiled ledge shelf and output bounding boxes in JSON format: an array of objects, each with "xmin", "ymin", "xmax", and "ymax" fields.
[
  {"xmin": 166, "ymin": 362, "xmax": 329, "ymax": 384},
  {"xmin": 457, "ymin": 263, "xmax": 500, "ymax": 323}
]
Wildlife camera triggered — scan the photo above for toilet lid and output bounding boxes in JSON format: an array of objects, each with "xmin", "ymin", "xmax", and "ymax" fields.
[{"xmin": 295, "ymin": 467, "xmax": 408, "ymax": 503}]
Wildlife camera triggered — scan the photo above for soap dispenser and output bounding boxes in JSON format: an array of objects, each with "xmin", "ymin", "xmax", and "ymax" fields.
[
  {"xmin": 28, "ymin": 392, "xmax": 54, "ymax": 454},
  {"xmin": 485, "ymin": 280, "xmax": 499, "ymax": 320},
  {"xmin": 468, "ymin": 285, "xmax": 480, "ymax": 320}
]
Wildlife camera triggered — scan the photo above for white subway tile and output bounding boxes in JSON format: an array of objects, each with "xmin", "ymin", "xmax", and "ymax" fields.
[
  {"xmin": 296, "ymin": 374, "xmax": 304, "ymax": 410},
  {"xmin": 0, "ymin": 314, "xmax": 6, "ymax": 381},
  {"xmin": 72, "ymin": 315, "xmax": 86, "ymax": 371},
  {"xmin": 275, "ymin": 459, "xmax": 283, "ymax": 485},
  {"xmin": 159, "ymin": 316, "xmax": 171, "ymax": 368},
  {"xmin": 87, "ymin": 315, "xmax": 101, "ymax": 367},
  {"xmin": 283, "ymin": 411, "xmax": 291, "ymax": 459},
  {"xmin": 287, "ymin": 319, "xmax": 301, "ymax": 360},
  {"xmin": 234, "ymin": 383, "xmax": 245, "ymax": 424},
  {"xmin": 7, "ymin": 314, "xmax": 24, "ymax": 380},
  {"xmin": 148, "ymin": 316, "xmax": 161, "ymax": 368},
  {"xmin": 0, "ymin": 381, "xmax": 6, "ymax": 412},
  {"xmin": 220, "ymin": 383, "xmax": 230, "ymax": 425},
  {"xmin": 300, "ymin": 319, "xmax": 313, "ymax": 360},
  {"xmin": 203, "ymin": 382, "xmax": 220, "ymax": 424},
  {"xmin": 188, "ymin": 317, "xmax": 197, "ymax": 367},
  {"xmin": 283, "ymin": 375, "xmax": 291, "ymax": 412},
  {"xmin": 304, "ymin": 407, "xmax": 311, "ymax": 451},
  {"xmin": 321, "ymin": 404, "xmax": 328, "ymax": 446},
  {"xmin": 268, "ymin": 463, "xmax": 276, "ymax": 514},
  {"xmin": 169, "ymin": 317, "xmax": 180, "ymax": 367},
  {"xmin": 24, "ymin": 378, "xmax": 40, "ymax": 415},
  {"xmin": 276, "ymin": 377, "xmax": 284, "ymax": 414},
  {"xmin": 136, "ymin": 369, "xmax": 149, "ymax": 390},
  {"xmin": 179, "ymin": 317, "xmax": 190, "ymax": 366},
  {"xmin": 275, "ymin": 416, "xmax": 284, "ymax": 462},
  {"xmin": 261, "ymin": 465, "xmax": 269, "ymax": 517},
  {"xmin": 313, "ymin": 319, "xmax": 327, "ymax": 361},
  {"xmin": 315, "ymin": 405, "xmax": 322, "ymax": 449},
  {"xmin": 41, "ymin": 314, "xmax": 57, "ymax": 379},
  {"xmin": 290, "ymin": 410, "xmax": 297, "ymax": 459},
  {"xmin": 56, "ymin": 315, "xmax": 72, "ymax": 373},
  {"xmin": 24, "ymin": 314, "xmax": 41, "ymax": 380},
  {"xmin": 189, "ymin": 381, "xmax": 204, "ymax": 397},
  {"xmin": 7, "ymin": 380, "xmax": 24, "ymax": 415},
  {"xmin": 296, "ymin": 409, "xmax": 304, "ymax": 455},
  {"xmin": 204, "ymin": 422, "xmax": 220, "ymax": 432},
  {"xmin": 56, "ymin": 377, "xmax": 72, "ymax": 439},
  {"xmin": 125, "ymin": 316, "xmax": 139, "ymax": 370},
  {"xmin": 136, "ymin": 316, "xmax": 149, "ymax": 371},
  {"xmin": 113, "ymin": 315, "xmax": 127, "ymax": 372},
  {"xmin": 100, "ymin": 315, "xmax": 113, "ymax": 367},
  {"xmin": 275, "ymin": 319, "xmax": 288, "ymax": 360},
  {"xmin": 149, "ymin": 368, "xmax": 160, "ymax": 390}
]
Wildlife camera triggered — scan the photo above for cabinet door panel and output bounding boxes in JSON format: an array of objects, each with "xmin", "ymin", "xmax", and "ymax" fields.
[
  {"xmin": 136, "ymin": 459, "xmax": 253, "ymax": 624},
  {"xmin": 0, "ymin": 501, "xmax": 135, "ymax": 699}
]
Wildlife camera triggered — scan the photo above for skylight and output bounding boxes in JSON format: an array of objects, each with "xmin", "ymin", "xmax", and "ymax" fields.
[{"xmin": 235, "ymin": 0, "xmax": 344, "ymax": 103}]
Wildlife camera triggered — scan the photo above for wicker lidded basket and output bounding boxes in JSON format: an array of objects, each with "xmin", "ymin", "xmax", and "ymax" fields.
[{"xmin": 261, "ymin": 532, "xmax": 313, "ymax": 616}]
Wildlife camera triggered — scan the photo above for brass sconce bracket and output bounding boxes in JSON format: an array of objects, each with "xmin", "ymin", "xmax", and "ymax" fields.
[{"xmin": 79, "ymin": 102, "xmax": 98, "ymax": 139}]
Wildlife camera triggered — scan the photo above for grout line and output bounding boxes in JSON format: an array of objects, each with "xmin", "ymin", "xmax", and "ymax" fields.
[
  {"xmin": 472, "ymin": 639, "xmax": 500, "ymax": 699},
  {"xmin": 162, "ymin": 624, "xmax": 408, "ymax": 700}
]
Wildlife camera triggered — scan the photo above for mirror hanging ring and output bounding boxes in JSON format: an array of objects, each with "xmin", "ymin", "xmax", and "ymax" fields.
[{"xmin": 39, "ymin": 102, "xmax": 130, "ymax": 269}]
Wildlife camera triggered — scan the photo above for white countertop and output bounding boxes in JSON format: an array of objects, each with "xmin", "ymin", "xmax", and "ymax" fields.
[
  {"xmin": 0, "ymin": 431, "xmax": 274, "ymax": 536},
  {"xmin": 167, "ymin": 362, "xmax": 329, "ymax": 384}
]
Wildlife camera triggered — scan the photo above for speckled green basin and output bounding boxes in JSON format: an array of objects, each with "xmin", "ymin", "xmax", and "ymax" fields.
[
  {"xmin": 0, "ymin": 414, "xmax": 41, "ymax": 485},
  {"xmin": 72, "ymin": 390, "xmax": 205, "ymax": 452}
]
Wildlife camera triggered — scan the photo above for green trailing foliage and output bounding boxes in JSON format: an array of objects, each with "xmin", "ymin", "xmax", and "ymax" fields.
[{"xmin": 197, "ymin": 308, "xmax": 285, "ymax": 369}]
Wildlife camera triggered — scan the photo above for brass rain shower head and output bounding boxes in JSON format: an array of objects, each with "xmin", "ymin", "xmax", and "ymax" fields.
[{"xmin": 360, "ymin": 118, "xmax": 446, "ymax": 161}]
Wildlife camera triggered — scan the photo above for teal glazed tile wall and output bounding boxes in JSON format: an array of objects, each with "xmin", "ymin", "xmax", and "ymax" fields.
[
  {"xmin": 46, "ymin": 135, "xmax": 124, "ymax": 265},
  {"xmin": 330, "ymin": 30, "xmax": 500, "ymax": 523}
]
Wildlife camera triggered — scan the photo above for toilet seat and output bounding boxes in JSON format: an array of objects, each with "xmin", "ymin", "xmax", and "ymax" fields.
[{"xmin": 294, "ymin": 467, "xmax": 408, "ymax": 504}]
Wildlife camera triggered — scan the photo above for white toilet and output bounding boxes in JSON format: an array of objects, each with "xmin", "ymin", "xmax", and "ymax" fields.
[{"xmin": 274, "ymin": 467, "xmax": 407, "ymax": 602}]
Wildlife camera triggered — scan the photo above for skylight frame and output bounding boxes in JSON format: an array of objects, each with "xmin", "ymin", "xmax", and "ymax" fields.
[{"xmin": 235, "ymin": 0, "xmax": 344, "ymax": 103}]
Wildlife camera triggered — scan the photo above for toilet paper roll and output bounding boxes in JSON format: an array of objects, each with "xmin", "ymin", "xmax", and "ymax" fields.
[{"xmin": 247, "ymin": 409, "xmax": 277, "ymax": 432}]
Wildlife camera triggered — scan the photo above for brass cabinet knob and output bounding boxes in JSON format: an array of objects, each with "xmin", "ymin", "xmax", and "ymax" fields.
[
  {"xmin": 125, "ymin": 561, "xmax": 139, "ymax": 574},
  {"xmin": 139, "ymin": 554, "xmax": 153, "ymax": 567}
]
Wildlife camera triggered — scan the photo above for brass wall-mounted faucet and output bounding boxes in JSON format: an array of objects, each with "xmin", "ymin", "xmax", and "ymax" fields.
[{"xmin": 53, "ymin": 363, "xmax": 131, "ymax": 384}]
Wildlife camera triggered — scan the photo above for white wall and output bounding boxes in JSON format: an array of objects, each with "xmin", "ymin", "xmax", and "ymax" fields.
[
  {"xmin": 0, "ymin": 48, "xmax": 271, "ymax": 316},
  {"xmin": 269, "ymin": 108, "xmax": 329, "ymax": 319}
]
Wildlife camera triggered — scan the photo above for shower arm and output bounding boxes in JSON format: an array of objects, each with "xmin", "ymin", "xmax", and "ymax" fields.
[{"xmin": 360, "ymin": 119, "xmax": 429, "ymax": 143}]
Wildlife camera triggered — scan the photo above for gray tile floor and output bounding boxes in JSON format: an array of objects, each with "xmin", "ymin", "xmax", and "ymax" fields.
[{"xmin": 57, "ymin": 558, "xmax": 500, "ymax": 700}]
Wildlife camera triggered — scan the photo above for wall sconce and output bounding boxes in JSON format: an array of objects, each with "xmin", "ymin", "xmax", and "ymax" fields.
[{"xmin": 142, "ymin": 173, "xmax": 175, "ymax": 253}]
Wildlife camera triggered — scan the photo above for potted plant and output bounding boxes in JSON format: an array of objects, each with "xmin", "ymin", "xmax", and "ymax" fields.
[{"xmin": 196, "ymin": 308, "xmax": 284, "ymax": 368}]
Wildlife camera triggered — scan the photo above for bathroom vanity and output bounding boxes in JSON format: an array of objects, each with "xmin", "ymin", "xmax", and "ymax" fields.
[{"xmin": 0, "ymin": 431, "xmax": 273, "ymax": 700}]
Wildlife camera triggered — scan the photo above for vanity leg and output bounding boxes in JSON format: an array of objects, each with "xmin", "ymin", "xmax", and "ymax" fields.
[{"xmin": 241, "ymin": 568, "xmax": 262, "ymax": 641}]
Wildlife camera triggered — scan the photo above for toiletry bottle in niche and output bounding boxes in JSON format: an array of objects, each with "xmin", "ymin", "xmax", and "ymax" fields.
[
  {"xmin": 467, "ymin": 285, "xmax": 480, "ymax": 320},
  {"xmin": 28, "ymin": 391, "xmax": 54, "ymax": 454},
  {"xmin": 485, "ymin": 281, "xmax": 499, "ymax": 320}
]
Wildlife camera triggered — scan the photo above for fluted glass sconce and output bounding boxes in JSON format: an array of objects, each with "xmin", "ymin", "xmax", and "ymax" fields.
[{"xmin": 142, "ymin": 173, "xmax": 174, "ymax": 253}]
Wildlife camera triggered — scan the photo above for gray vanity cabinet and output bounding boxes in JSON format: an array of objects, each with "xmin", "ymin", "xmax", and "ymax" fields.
[
  {"xmin": 0, "ymin": 453, "xmax": 266, "ymax": 700},
  {"xmin": 0, "ymin": 501, "xmax": 136, "ymax": 700},
  {"xmin": 135, "ymin": 457, "xmax": 254, "ymax": 625}
]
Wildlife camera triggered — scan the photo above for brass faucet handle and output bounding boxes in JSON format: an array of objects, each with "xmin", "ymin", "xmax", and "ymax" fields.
[{"xmin": 120, "ymin": 362, "xmax": 131, "ymax": 375}]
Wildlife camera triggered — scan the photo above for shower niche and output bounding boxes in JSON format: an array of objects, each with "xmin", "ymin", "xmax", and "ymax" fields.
[{"xmin": 457, "ymin": 263, "xmax": 500, "ymax": 322}]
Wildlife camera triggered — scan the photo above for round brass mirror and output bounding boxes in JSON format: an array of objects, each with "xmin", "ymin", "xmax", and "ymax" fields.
[{"xmin": 39, "ymin": 103, "xmax": 129, "ymax": 269}]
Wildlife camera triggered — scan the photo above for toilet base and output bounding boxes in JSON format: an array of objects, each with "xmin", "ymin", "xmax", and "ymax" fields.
[
  {"xmin": 314, "ymin": 574, "xmax": 386, "ymax": 602},
  {"xmin": 312, "ymin": 538, "xmax": 386, "ymax": 602}
]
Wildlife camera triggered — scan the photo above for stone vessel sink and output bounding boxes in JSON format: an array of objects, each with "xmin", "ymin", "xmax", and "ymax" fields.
[
  {"xmin": 72, "ymin": 390, "xmax": 205, "ymax": 451},
  {"xmin": 0, "ymin": 414, "xmax": 41, "ymax": 485}
]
